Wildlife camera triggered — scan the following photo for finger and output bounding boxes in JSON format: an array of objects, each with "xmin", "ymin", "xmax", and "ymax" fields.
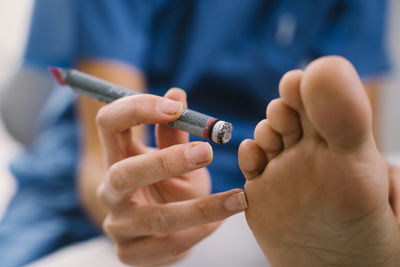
[
  {"xmin": 96, "ymin": 94, "xmax": 183, "ymax": 165},
  {"xmin": 116, "ymin": 221, "xmax": 221, "ymax": 266},
  {"xmin": 100, "ymin": 142, "xmax": 213, "ymax": 205},
  {"xmin": 238, "ymin": 139, "xmax": 267, "ymax": 180},
  {"xmin": 104, "ymin": 189, "xmax": 247, "ymax": 238},
  {"xmin": 156, "ymin": 88, "xmax": 189, "ymax": 149}
]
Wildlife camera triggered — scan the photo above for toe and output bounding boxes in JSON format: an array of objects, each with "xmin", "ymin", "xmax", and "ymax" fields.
[
  {"xmin": 279, "ymin": 70, "xmax": 304, "ymax": 110},
  {"xmin": 254, "ymin": 119, "xmax": 283, "ymax": 161},
  {"xmin": 279, "ymin": 69, "xmax": 319, "ymax": 139},
  {"xmin": 300, "ymin": 56, "xmax": 373, "ymax": 150},
  {"xmin": 266, "ymin": 99, "xmax": 302, "ymax": 149},
  {"xmin": 238, "ymin": 139, "xmax": 267, "ymax": 180}
]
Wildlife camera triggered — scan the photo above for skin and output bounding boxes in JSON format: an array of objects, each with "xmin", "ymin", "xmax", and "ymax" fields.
[
  {"xmin": 238, "ymin": 56, "xmax": 400, "ymax": 266},
  {"xmin": 364, "ymin": 81, "xmax": 380, "ymax": 143},
  {"xmin": 77, "ymin": 60, "xmax": 246, "ymax": 266},
  {"xmin": 78, "ymin": 60, "xmax": 147, "ymax": 226},
  {"xmin": 76, "ymin": 57, "xmax": 397, "ymax": 266},
  {"xmin": 77, "ymin": 60, "xmax": 382, "ymax": 226}
]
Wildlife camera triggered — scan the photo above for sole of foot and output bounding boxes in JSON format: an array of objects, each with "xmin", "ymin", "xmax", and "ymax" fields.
[{"xmin": 239, "ymin": 56, "xmax": 400, "ymax": 267}]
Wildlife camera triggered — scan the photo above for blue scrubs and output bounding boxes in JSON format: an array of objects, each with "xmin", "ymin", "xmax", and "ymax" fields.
[{"xmin": 0, "ymin": 0, "xmax": 390, "ymax": 266}]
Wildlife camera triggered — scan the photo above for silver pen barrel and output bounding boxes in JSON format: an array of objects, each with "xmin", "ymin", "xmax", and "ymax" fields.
[{"xmin": 55, "ymin": 68, "xmax": 232, "ymax": 144}]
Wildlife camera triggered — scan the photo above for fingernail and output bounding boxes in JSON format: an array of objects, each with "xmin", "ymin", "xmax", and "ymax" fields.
[
  {"xmin": 187, "ymin": 142, "xmax": 212, "ymax": 164},
  {"xmin": 158, "ymin": 99, "xmax": 182, "ymax": 115},
  {"xmin": 224, "ymin": 191, "xmax": 248, "ymax": 211}
]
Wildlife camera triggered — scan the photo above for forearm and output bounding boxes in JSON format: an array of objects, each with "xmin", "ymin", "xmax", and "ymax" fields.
[
  {"xmin": 79, "ymin": 148, "xmax": 108, "ymax": 226},
  {"xmin": 76, "ymin": 60, "xmax": 146, "ymax": 227}
]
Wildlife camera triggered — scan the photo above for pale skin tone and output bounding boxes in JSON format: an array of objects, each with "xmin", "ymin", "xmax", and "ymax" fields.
[
  {"xmin": 77, "ymin": 60, "xmax": 246, "ymax": 266},
  {"xmin": 238, "ymin": 56, "xmax": 400, "ymax": 266},
  {"xmin": 77, "ymin": 57, "xmax": 399, "ymax": 266},
  {"xmin": 78, "ymin": 60, "xmax": 147, "ymax": 225}
]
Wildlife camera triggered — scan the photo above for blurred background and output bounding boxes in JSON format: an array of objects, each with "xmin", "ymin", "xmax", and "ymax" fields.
[
  {"xmin": 0, "ymin": 0, "xmax": 33, "ymax": 218},
  {"xmin": 0, "ymin": 1, "xmax": 399, "ymax": 218}
]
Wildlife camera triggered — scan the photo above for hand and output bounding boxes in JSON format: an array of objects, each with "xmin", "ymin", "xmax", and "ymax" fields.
[{"xmin": 96, "ymin": 88, "xmax": 247, "ymax": 266}]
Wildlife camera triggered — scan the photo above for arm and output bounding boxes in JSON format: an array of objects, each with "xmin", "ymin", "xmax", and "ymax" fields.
[{"xmin": 77, "ymin": 60, "xmax": 146, "ymax": 226}]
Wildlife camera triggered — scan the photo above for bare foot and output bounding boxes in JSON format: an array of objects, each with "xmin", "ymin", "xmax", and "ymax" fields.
[{"xmin": 239, "ymin": 56, "xmax": 400, "ymax": 267}]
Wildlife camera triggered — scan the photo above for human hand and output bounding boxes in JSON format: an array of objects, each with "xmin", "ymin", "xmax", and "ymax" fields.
[{"xmin": 96, "ymin": 88, "xmax": 247, "ymax": 266}]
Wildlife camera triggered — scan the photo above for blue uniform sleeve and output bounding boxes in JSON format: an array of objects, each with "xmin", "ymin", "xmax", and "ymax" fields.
[
  {"xmin": 312, "ymin": 0, "xmax": 390, "ymax": 78},
  {"xmin": 24, "ymin": 0, "xmax": 78, "ymax": 68},
  {"xmin": 77, "ymin": 0, "xmax": 150, "ymax": 70},
  {"xmin": 25, "ymin": 0, "xmax": 150, "ymax": 70}
]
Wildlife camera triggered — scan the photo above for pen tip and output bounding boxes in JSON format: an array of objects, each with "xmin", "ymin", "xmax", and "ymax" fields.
[
  {"xmin": 211, "ymin": 121, "xmax": 232, "ymax": 144},
  {"xmin": 48, "ymin": 67, "xmax": 66, "ymax": 86}
]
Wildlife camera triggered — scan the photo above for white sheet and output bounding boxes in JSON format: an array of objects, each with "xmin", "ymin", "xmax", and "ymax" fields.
[{"xmin": 27, "ymin": 213, "xmax": 269, "ymax": 267}]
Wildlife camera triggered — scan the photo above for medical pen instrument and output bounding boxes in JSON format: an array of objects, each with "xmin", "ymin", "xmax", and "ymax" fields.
[{"xmin": 49, "ymin": 67, "xmax": 232, "ymax": 144}]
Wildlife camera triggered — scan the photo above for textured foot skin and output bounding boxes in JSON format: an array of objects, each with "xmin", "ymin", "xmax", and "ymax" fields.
[{"xmin": 239, "ymin": 56, "xmax": 400, "ymax": 267}]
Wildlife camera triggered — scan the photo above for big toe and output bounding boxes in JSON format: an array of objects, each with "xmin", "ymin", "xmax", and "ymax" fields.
[{"xmin": 300, "ymin": 56, "xmax": 374, "ymax": 150}]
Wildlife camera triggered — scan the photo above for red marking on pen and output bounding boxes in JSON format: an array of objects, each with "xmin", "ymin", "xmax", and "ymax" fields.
[
  {"xmin": 48, "ymin": 67, "xmax": 233, "ymax": 144},
  {"xmin": 203, "ymin": 117, "xmax": 219, "ymax": 140},
  {"xmin": 48, "ymin": 67, "xmax": 66, "ymax": 86}
]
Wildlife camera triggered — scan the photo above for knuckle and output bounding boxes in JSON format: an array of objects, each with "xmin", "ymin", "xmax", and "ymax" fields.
[
  {"xmin": 146, "ymin": 208, "xmax": 170, "ymax": 234},
  {"xmin": 102, "ymin": 215, "xmax": 115, "ymax": 236},
  {"xmin": 95, "ymin": 105, "xmax": 111, "ymax": 129},
  {"xmin": 96, "ymin": 183, "xmax": 108, "ymax": 206},
  {"xmin": 155, "ymin": 152, "xmax": 174, "ymax": 175},
  {"xmin": 129, "ymin": 211, "xmax": 143, "ymax": 231},
  {"xmin": 107, "ymin": 162, "xmax": 127, "ymax": 193},
  {"xmin": 194, "ymin": 200, "xmax": 216, "ymax": 222},
  {"xmin": 124, "ymin": 95, "xmax": 151, "ymax": 122}
]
